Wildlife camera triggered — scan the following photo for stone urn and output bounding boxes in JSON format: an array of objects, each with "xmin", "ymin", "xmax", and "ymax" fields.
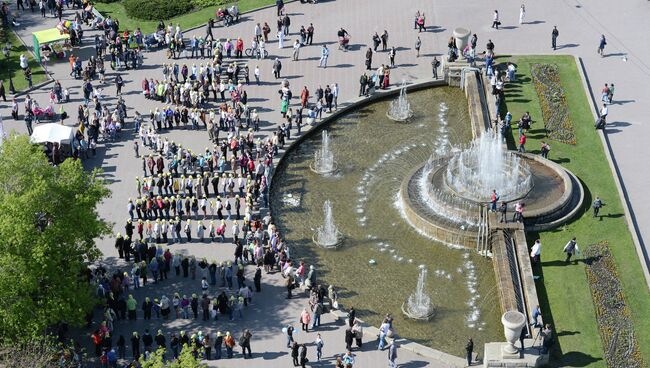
[
  {"xmin": 453, "ymin": 27, "xmax": 471, "ymax": 51},
  {"xmin": 501, "ymin": 310, "xmax": 526, "ymax": 355}
]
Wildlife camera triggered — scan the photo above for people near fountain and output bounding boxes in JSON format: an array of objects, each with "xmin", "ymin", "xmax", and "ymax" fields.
[
  {"xmin": 383, "ymin": 67, "xmax": 391, "ymax": 89},
  {"xmin": 388, "ymin": 341, "xmax": 399, "ymax": 368},
  {"xmin": 518, "ymin": 112, "xmax": 532, "ymax": 136},
  {"xmin": 352, "ymin": 319, "xmax": 364, "ymax": 348},
  {"xmin": 378, "ymin": 318, "xmax": 391, "ymax": 350},
  {"xmin": 513, "ymin": 202, "xmax": 525, "ymax": 222},
  {"xmin": 592, "ymin": 196, "xmax": 604, "ymax": 217},
  {"xmin": 518, "ymin": 132, "xmax": 526, "ymax": 153},
  {"xmin": 562, "ymin": 237, "xmax": 580, "ymax": 263},
  {"xmin": 490, "ymin": 190, "xmax": 500, "ymax": 212},
  {"xmin": 465, "ymin": 338, "xmax": 474, "ymax": 366},
  {"xmin": 388, "ymin": 46, "xmax": 396, "ymax": 67},
  {"xmin": 530, "ymin": 239, "xmax": 542, "ymax": 264},
  {"xmin": 498, "ymin": 202, "xmax": 508, "ymax": 223},
  {"xmin": 540, "ymin": 141, "xmax": 551, "ymax": 159},
  {"xmin": 431, "ymin": 56, "xmax": 440, "ymax": 79}
]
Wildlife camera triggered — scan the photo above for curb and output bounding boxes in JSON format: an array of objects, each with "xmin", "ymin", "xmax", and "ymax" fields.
[{"xmin": 573, "ymin": 55, "xmax": 650, "ymax": 290}]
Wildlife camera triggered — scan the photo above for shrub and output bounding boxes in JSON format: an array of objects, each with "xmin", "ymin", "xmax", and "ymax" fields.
[
  {"xmin": 123, "ymin": 0, "xmax": 194, "ymax": 21},
  {"xmin": 530, "ymin": 63, "xmax": 576, "ymax": 144},
  {"xmin": 190, "ymin": 0, "xmax": 236, "ymax": 9},
  {"xmin": 584, "ymin": 243, "xmax": 644, "ymax": 368},
  {"xmin": 93, "ymin": 0, "xmax": 121, "ymax": 3}
]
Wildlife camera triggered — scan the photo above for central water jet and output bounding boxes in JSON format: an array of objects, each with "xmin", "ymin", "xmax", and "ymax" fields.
[{"xmin": 402, "ymin": 265, "xmax": 435, "ymax": 320}]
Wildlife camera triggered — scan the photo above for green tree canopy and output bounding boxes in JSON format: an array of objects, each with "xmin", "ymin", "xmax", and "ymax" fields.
[
  {"xmin": 140, "ymin": 346, "xmax": 207, "ymax": 368},
  {"xmin": 0, "ymin": 135, "xmax": 110, "ymax": 341}
]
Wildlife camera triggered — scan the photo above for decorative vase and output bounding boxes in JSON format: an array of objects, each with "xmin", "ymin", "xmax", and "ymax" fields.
[
  {"xmin": 453, "ymin": 27, "xmax": 471, "ymax": 52},
  {"xmin": 501, "ymin": 310, "xmax": 526, "ymax": 355}
]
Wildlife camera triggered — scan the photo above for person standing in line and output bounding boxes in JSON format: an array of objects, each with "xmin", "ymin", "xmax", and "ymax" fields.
[
  {"xmin": 431, "ymin": 56, "xmax": 440, "ymax": 79},
  {"xmin": 465, "ymin": 338, "xmax": 474, "ymax": 366},
  {"xmin": 415, "ymin": 36, "xmax": 421, "ymax": 57},
  {"xmin": 530, "ymin": 239, "xmax": 542, "ymax": 264},
  {"xmin": 315, "ymin": 333, "xmax": 324, "ymax": 361},
  {"xmin": 592, "ymin": 196, "xmax": 603, "ymax": 217},
  {"xmin": 492, "ymin": 10, "xmax": 500, "ymax": 29},
  {"xmin": 598, "ymin": 34, "xmax": 607, "ymax": 57},
  {"xmin": 319, "ymin": 45, "xmax": 329, "ymax": 68},
  {"xmin": 388, "ymin": 341, "xmax": 398, "ymax": 368},
  {"xmin": 563, "ymin": 237, "xmax": 580, "ymax": 263},
  {"xmin": 551, "ymin": 26, "xmax": 559, "ymax": 50}
]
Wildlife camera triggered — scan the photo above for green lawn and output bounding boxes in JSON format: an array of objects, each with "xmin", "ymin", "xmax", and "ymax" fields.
[
  {"xmin": 500, "ymin": 55, "xmax": 650, "ymax": 367},
  {"xmin": 95, "ymin": 0, "xmax": 275, "ymax": 35},
  {"xmin": 0, "ymin": 30, "xmax": 47, "ymax": 92}
]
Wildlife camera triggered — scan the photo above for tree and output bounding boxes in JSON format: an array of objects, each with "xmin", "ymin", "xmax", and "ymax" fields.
[
  {"xmin": 0, "ymin": 135, "xmax": 111, "ymax": 341},
  {"xmin": 140, "ymin": 346, "xmax": 207, "ymax": 368}
]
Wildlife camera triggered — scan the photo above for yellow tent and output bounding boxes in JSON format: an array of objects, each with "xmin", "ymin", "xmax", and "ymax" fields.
[{"xmin": 32, "ymin": 28, "xmax": 70, "ymax": 61}]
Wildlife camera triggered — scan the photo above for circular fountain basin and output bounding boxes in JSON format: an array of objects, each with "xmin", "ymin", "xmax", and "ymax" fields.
[
  {"xmin": 386, "ymin": 111, "xmax": 414, "ymax": 122},
  {"xmin": 402, "ymin": 301, "xmax": 436, "ymax": 320},
  {"xmin": 312, "ymin": 231, "xmax": 344, "ymax": 248},
  {"xmin": 309, "ymin": 161, "xmax": 338, "ymax": 175},
  {"xmin": 400, "ymin": 153, "xmax": 583, "ymax": 248}
]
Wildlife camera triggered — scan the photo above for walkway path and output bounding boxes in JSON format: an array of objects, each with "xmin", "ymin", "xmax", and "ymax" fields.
[{"xmin": 1, "ymin": 0, "xmax": 649, "ymax": 366}]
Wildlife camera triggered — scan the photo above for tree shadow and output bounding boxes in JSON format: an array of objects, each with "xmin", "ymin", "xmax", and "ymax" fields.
[{"xmin": 560, "ymin": 351, "xmax": 603, "ymax": 367}]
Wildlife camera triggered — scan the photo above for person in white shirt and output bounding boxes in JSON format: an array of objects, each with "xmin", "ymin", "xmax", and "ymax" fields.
[
  {"xmin": 492, "ymin": 10, "xmax": 500, "ymax": 29},
  {"xmin": 530, "ymin": 239, "xmax": 542, "ymax": 263}
]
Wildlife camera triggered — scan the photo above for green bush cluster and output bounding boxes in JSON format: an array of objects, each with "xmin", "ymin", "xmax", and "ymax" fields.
[
  {"xmin": 123, "ymin": 0, "xmax": 194, "ymax": 21},
  {"xmin": 93, "ymin": 0, "xmax": 121, "ymax": 4},
  {"xmin": 190, "ymin": 0, "xmax": 236, "ymax": 9}
]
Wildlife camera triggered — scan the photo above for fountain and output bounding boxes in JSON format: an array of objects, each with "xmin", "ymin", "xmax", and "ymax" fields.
[
  {"xmin": 445, "ymin": 130, "xmax": 532, "ymax": 202},
  {"xmin": 402, "ymin": 265, "xmax": 435, "ymax": 320},
  {"xmin": 310, "ymin": 130, "xmax": 337, "ymax": 174},
  {"xmin": 386, "ymin": 81, "xmax": 413, "ymax": 122},
  {"xmin": 313, "ymin": 199, "xmax": 341, "ymax": 248}
]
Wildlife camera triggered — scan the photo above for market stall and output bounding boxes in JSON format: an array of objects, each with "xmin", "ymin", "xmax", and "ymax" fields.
[{"xmin": 32, "ymin": 28, "xmax": 70, "ymax": 62}]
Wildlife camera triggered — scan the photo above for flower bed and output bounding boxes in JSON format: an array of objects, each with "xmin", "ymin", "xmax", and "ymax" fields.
[
  {"xmin": 530, "ymin": 63, "xmax": 576, "ymax": 144},
  {"xmin": 583, "ymin": 243, "xmax": 644, "ymax": 368}
]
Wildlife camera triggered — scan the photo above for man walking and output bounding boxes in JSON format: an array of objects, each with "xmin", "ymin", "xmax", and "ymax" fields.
[
  {"xmin": 491, "ymin": 10, "xmax": 500, "ymax": 29},
  {"xmin": 592, "ymin": 196, "xmax": 603, "ymax": 217},
  {"xmin": 551, "ymin": 26, "xmax": 559, "ymax": 50},
  {"xmin": 388, "ymin": 341, "xmax": 398, "ymax": 368},
  {"xmin": 319, "ymin": 45, "xmax": 329, "ymax": 68},
  {"xmin": 563, "ymin": 237, "xmax": 579, "ymax": 263},
  {"xmin": 431, "ymin": 56, "xmax": 440, "ymax": 79},
  {"xmin": 292, "ymin": 40, "xmax": 300, "ymax": 61},
  {"xmin": 597, "ymin": 34, "xmax": 607, "ymax": 57},
  {"xmin": 359, "ymin": 73, "xmax": 368, "ymax": 96},
  {"xmin": 272, "ymin": 58, "xmax": 282, "ymax": 79}
]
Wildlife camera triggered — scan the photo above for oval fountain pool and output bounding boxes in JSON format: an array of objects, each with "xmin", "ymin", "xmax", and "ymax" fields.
[{"xmin": 270, "ymin": 87, "xmax": 501, "ymax": 355}]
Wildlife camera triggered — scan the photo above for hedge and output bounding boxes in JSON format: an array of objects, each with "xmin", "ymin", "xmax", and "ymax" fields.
[{"xmin": 123, "ymin": 0, "xmax": 194, "ymax": 21}]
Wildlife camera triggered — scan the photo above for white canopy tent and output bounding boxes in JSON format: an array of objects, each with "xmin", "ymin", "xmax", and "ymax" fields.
[{"xmin": 30, "ymin": 123, "xmax": 75, "ymax": 144}]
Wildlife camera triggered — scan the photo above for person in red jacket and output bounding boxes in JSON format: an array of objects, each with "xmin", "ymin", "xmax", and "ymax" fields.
[
  {"xmin": 518, "ymin": 133, "xmax": 526, "ymax": 153},
  {"xmin": 236, "ymin": 38, "xmax": 244, "ymax": 58}
]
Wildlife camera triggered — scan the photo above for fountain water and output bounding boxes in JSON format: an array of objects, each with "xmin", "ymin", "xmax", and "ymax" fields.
[
  {"xmin": 386, "ymin": 81, "xmax": 413, "ymax": 122},
  {"xmin": 311, "ymin": 130, "xmax": 337, "ymax": 174},
  {"xmin": 402, "ymin": 265, "xmax": 435, "ymax": 320},
  {"xmin": 445, "ymin": 130, "xmax": 532, "ymax": 202},
  {"xmin": 313, "ymin": 199, "xmax": 341, "ymax": 247}
]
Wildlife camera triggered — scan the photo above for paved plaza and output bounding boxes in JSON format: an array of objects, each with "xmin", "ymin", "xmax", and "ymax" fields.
[{"xmin": 1, "ymin": 0, "xmax": 649, "ymax": 367}]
